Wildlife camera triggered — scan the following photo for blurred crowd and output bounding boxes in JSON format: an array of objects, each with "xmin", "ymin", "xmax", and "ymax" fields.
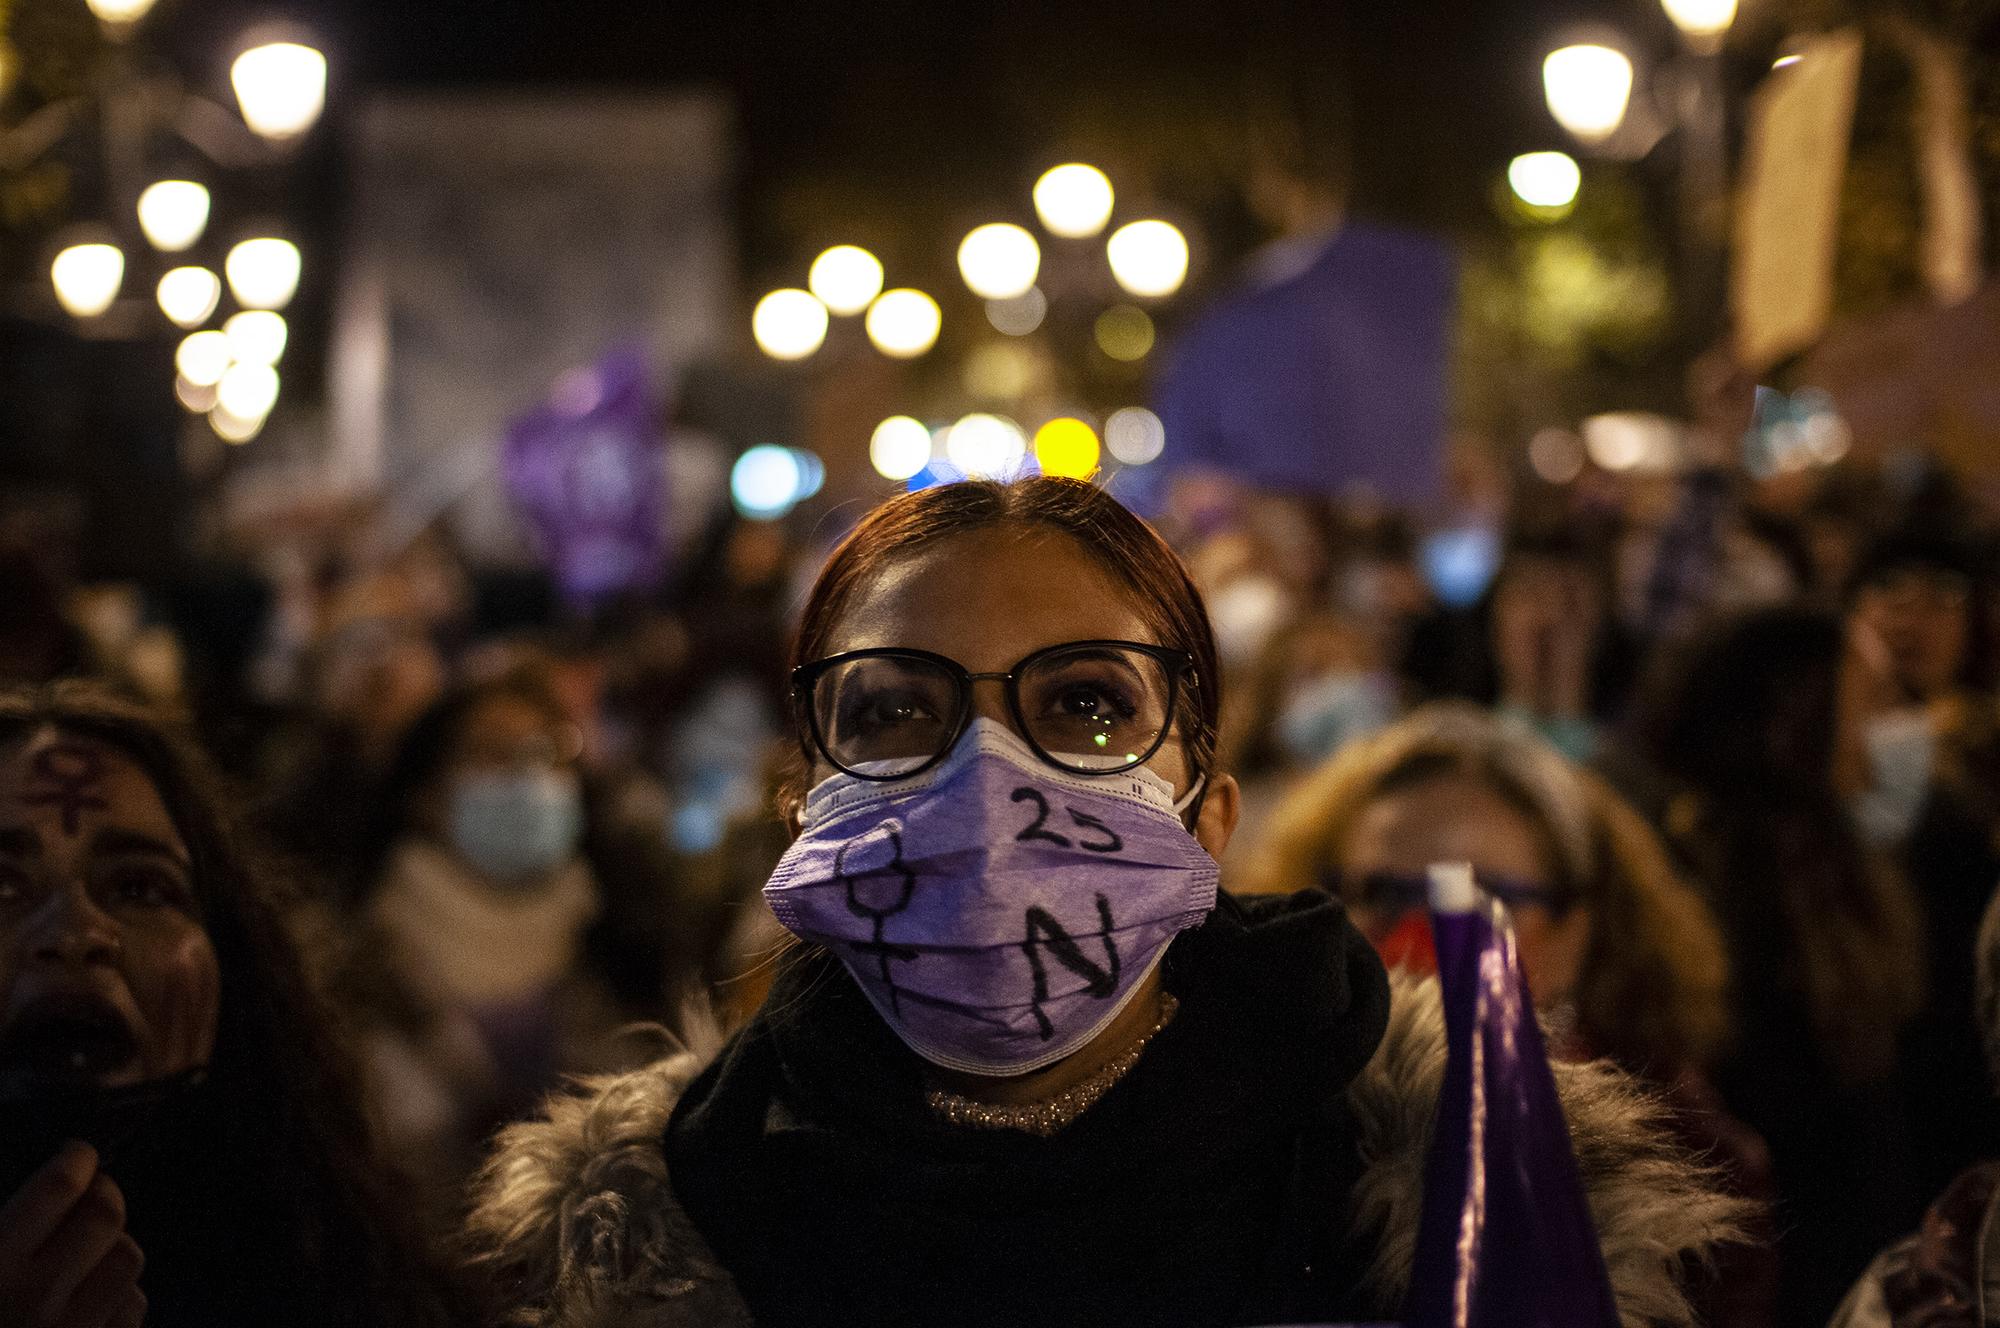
[{"xmin": 5, "ymin": 437, "xmax": 2000, "ymax": 1325}]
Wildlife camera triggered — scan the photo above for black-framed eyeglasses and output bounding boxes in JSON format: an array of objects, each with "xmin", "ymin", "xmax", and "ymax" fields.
[{"xmin": 792, "ymin": 639, "xmax": 1197, "ymax": 782}]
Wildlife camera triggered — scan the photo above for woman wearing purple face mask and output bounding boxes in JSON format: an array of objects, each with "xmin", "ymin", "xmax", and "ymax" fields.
[{"xmin": 467, "ymin": 478, "xmax": 1746, "ymax": 1328}]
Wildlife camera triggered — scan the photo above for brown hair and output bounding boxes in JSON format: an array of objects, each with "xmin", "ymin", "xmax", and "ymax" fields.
[
  {"xmin": 1242, "ymin": 702, "xmax": 1733, "ymax": 1074},
  {"xmin": 777, "ymin": 478, "xmax": 1222, "ymax": 824}
]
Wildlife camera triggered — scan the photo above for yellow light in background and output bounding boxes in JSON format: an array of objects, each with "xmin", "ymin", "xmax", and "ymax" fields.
[
  {"xmin": 865, "ymin": 288, "xmax": 941, "ymax": 358},
  {"xmin": 1094, "ymin": 304, "xmax": 1155, "ymax": 361},
  {"xmin": 1507, "ymin": 152, "xmax": 1582, "ymax": 214},
  {"xmin": 1661, "ymin": 0, "xmax": 1737, "ymax": 40},
  {"xmin": 225, "ymin": 238, "xmax": 300, "ymax": 310},
  {"xmin": 808, "ymin": 245, "xmax": 884, "ymax": 315},
  {"xmin": 156, "ymin": 266, "xmax": 221, "ymax": 328},
  {"xmin": 224, "ymin": 310, "xmax": 288, "ymax": 365},
  {"xmin": 961, "ymin": 341, "xmax": 1042, "ymax": 400},
  {"xmin": 0, "ymin": 45, "xmax": 14, "ymax": 99},
  {"xmin": 1542, "ymin": 45, "xmax": 1633, "ymax": 144},
  {"xmin": 944, "ymin": 413, "xmax": 1027, "ymax": 478},
  {"xmin": 1772, "ymin": 52, "xmax": 1803, "ymax": 70},
  {"xmin": 85, "ymin": 0, "xmax": 158, "ymax": 25},
  {"xmin": 137, "ymin": 181, "xmax": 210, "ymax": 252},
  {"xmin": 209, "ymin": 404, "xmax": 266, "ymax": 443},
  {"xmin": 1033, "ymin": 418, "xmax": 1100, "ymax": 479},
  {"xmin": 1033, "ymin": 164, "xmax": 1115, "ymax": 238},
  {"xmin": 175, "ymin": 374, "xmax": 218, "ymax": 413},
  {"xmin": 217, "ymin": 361, "xmax": 280, "ymax": 420},
  {"xmin": 986, "ymin": 287, "xmax": 1046, "ymax": 336},
  {"xmin": 50, "ymin": 243, "xmax": 124, "ymax": 317},
  {"xmin": 1106, "ymin": 220, "xmax": 1188, "ymax": 298},
  {"xmin": 1105, "ymin": 406, "xmax": 1166, "ymax": 465},
  {"xmin": 752, "ymin": 289, "xmax": 828, "ymax": 360},
  {"xmin": 175, "ymin": 330, "xmax": 231, "ymax": 386},
  {"xmin": 231, "ymin": 42, "xmax": 327, "ymax": 140},
  {"xmin": 869, "ymin": 416, "xmax": 933, "ymax": 481},
  {"xmin": 957, "ymin": 223, "xmax": 1041, "ymax": 300}
]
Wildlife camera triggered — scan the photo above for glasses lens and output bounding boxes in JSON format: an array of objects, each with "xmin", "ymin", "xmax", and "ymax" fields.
[
  {"xmin": 1018, "ymin": 644, "xmax": 1174, "ymax": 771},
  {"xmin": 813, "ymin": 654, "xmax": 961, "ymax": 777}
]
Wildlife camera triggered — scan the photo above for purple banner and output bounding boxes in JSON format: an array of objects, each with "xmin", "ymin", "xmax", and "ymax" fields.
[
  {"xmin": 503, "ymin": 347, "xmax": 667, "ymax": 606},
  {"xmin": 1152, "ymin": 223, "xmax": 1453, "ymax": 503}
]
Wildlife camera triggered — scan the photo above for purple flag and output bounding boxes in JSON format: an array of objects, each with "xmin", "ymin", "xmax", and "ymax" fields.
[
  {"xmin": 503, "ymin": 347, "xmax": 666, "ymax": 605},
  {"xmin": 1406, "ymin": 863, "xmax": 1621, "ymax": 1328},
  {"xmin": 1150, "ymin": 223, "xmax": 1454, "ymax": 504}
]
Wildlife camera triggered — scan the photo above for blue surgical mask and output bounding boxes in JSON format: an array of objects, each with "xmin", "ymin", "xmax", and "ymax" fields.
[
  {"xmin": 1275, "ymin": 671, "xmax": 1395, "ymax": 767},
  {"xmin": 449, "ymin": 769, "xmax": 584, "ymax": 884}
]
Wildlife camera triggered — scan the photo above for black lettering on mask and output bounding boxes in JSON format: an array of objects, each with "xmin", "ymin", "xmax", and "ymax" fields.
[
  {"xmin": 1013, "ymin": 787, "xmax": 1125, "ymax": 854},
  {"xmin": 1020, "ymin": 894, "xmax": 1121, "ymax": 1040},
  {"xmin": 837, "ymin": 832, "xmax": 920, "ymax": 1016}
]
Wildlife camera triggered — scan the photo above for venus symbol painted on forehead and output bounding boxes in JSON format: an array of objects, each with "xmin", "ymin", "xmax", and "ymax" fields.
[{"xmin": 23, "ymin": 743, "xmax": 111, "ymax": 836}]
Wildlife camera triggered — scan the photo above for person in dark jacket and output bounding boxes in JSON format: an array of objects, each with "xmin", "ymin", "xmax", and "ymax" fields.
[{"xmin": 465, "ymin": 478, "xmax": 1745, "ymax": 1328}]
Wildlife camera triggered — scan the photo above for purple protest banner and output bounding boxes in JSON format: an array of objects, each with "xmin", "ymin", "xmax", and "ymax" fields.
[
  {"xmin": 1405, "ymin": 863, "xmax": 1621, "ymax": 1328},
  {"xmin": 503, "ymin": 347, "xmax": 667, "ymax": 606}
]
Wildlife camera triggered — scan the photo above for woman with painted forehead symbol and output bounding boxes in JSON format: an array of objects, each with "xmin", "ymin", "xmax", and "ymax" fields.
[
  {"xmin": 0, "ymin": 683, "xmax": 465, "ymax": 1328},
  {"xmin": 470, "ymin": 478, "xmax": 1745, "ymax": 1328}
]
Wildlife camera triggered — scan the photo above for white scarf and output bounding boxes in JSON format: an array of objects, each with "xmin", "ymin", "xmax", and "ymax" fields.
[{"xmin": 369, "ymin": 839, "xmax": 600, "ymax": 1007}]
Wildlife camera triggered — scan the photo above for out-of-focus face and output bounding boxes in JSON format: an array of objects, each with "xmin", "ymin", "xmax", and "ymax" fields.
[
  {"xmin": 1854, "ymin": 567, "xmax": 1971, "ymax": 701},
  {"xmin": 1337, "ymin": 773, "xmax": 1590, "ymax": 1005},
  {"xmin": 0, "ymin": 729, "xmax": 219, "ymax": 1097}
]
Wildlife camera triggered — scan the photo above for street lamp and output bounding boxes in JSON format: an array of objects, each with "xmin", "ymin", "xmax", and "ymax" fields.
[
  {"xmin": 50, "ymin": 243, "xmax": 125, "ymax": 318},
  {"xmin": 1660, "ymin": 0, "xmax": 1738, "ymax": 49},
  {"xmin": 231, "ymin": 43, "xmax": 328, "ymax": 142},
  {"xmin": 1542, "ymin": 44, "xmax": 1635, "ymax": 144}
]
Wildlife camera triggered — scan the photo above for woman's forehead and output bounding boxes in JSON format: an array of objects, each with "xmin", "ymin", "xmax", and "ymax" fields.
[
  {"xmin": 0, "ymin": 730, "xmax": 183, "ymax": 848},
  {"xmin": 828, "ymin": 528, "xmax": 1159, "ymax": 664}
]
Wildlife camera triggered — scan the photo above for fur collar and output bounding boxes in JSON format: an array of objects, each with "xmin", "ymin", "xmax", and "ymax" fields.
[{"xmin": 466, "ymin": 978, "xmax": 1750, "ymax": 1326}]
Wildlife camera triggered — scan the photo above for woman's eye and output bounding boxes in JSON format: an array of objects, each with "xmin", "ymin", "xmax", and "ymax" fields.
[
  {"xmin": 107, "ymin": 869, "xmax": 188, "ymax": 910},
  {"xmin": 850, "ymin": 692, "xmax": 935, "ymax": 730},
  {"xmin": 1051, "ymin": 683, "xmax": 1134, "ymax": 719}
]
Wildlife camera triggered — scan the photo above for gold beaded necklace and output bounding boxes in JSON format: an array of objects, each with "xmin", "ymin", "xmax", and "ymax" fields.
[{"xmin": 925, "ymin": 992, "xmax": 1179, "ymax": 1138}]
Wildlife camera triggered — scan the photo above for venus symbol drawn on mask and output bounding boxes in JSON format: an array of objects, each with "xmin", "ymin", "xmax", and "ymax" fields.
[{"xmin": 835, "ymin": 826, "xmax": 920, "ymax": 1015}]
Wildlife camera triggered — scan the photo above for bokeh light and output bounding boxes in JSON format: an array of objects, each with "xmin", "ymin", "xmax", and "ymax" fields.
[
  {"xmin": 731, "ymin": 444, "xmax": 807, "ymax": 518},
  {"xmin": 174, "ymin": 374, "xmax": 217, "ymax": 413},
  {"xmin": 944, "ymin": 414, "xmax": 1027, "ymax": 478},
  {"xmin": 1507, "ymin": 152, "xmax": 1582, "ymax": 212},
  {"xmin": 1106, "ymin": 220, "xmax": 1188, "ymax": 298},
  {"xmin": 962, "ymin": 342, "xmax": 1042, "ymax": 400},
  {"xmin": 136, "ymin": 181, "xmax": 210, "ymax": 252},
  {"xmin": 865, "ymin": 289, "xmax": 941, "ymax": 358},
  {"xmin": 1528, "ymin": 427, "xmax": 1586, "ymax": 484},
  {"xmin": 870, "ymin": 416, "xmax": 933, "ymax": 481},
  {"xmin": 808, "ymin": 245, "xmax": 884, "ymax": 316},
  {"xmin": 751, "ymin": 288, "xmax": 829, "ymax": 361},
  {"xmin": 209, "ymin": 404, "xmax": 265, "ymax": 443},
  {"xmin": 1033, "ymin": 418, "xmax": 1101, "ymax": 480},
  {"xmin": 224, "ymin": 310, "xmax": 288, "ymax": 366},
  {"xmin": 1094, "ymin": 305, "xmax": 1156, "ymax": 361},
  {"xmin": 1542, "ymin": 45, "xmax": 1634, "ymax": 144},
  {"xmin": 225, "ymin": 238, "xmax": 301, "ymax": 311},
  {"xmin": 1661, "ymin": 0, "xmax": 1737, "ymax": 40},
  {"xmin": 986, "ymin": 287, "xmax": 1047, "ymax": 336},
  {"xmin": 1033, "ymin": 164, "xmax": 1115, "ymax": 238},
  {"xmin": 232, "ymin": 42, "xmax": 327, "ymax": 141},
  {"xmin": 175, "ymin": 330, "xmax": 231, "ymax": 387},
  {"xmin": 1105, "ymin": 407, "xmax": 1166, "ymax": 465},
  {"xmin": 217, "ymin": 362, "xmax": 280, "ymax": 420},
  {"xmin": 156, "ymin": 266, "xmax": 221, "ymax": 329},
  {"xmin": 85, "ymin": 0, "xmax": 157, "ymax": 24},
  {"xmin": 50, "ymin": 243, "xmax": 124, "ymax": 317},
  {"xmin": 957, "ymin": 223, "xmax": 1041, "ymax": 300}
]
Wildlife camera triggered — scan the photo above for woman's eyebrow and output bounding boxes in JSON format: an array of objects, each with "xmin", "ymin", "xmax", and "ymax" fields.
[{"xmin": 91, "ymin": 827, "xmax": 193, "ymax": 870}]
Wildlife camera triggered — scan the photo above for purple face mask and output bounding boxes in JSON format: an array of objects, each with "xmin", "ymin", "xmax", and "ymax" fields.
[{"xmin": 765, "ymin": 719, "xmax": 1218, "ymax": 1076}]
